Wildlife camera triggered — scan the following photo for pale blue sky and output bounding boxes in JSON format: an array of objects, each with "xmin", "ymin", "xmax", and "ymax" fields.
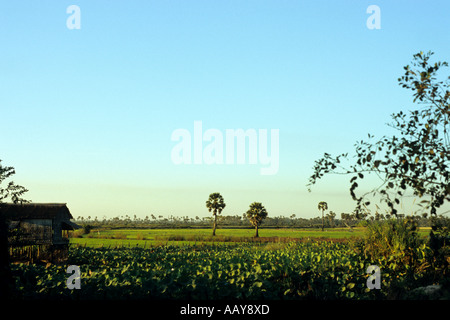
[{"xmin": 1, "ymin": 1, "xmax": 449, "ymax": 219}]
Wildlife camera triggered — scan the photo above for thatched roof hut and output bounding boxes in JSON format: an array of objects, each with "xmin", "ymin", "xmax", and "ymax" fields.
[{"xmin": 0, "ymin": 203, "xmax": 81, "ymax": 245}]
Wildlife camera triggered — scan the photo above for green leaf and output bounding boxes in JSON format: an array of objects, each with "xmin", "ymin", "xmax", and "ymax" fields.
[{"xmin": 374, "ymin": 160, "xmax": 381, "ymax": 168}]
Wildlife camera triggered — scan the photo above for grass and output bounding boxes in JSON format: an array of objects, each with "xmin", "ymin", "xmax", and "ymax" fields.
[
  {"xmin": 70, "ymin": 227, "xmax": 370, "ymax": 248},
  {"xmin": 100, "ymin": 227, "xmax": 365, "ymax": 238},
  {"xmin": 70, "ymin": 226, "xmax": 433, "ymax": 248}
]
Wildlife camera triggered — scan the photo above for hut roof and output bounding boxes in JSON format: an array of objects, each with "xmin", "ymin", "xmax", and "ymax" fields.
[{"xmin": 0, "ymin": 203, "xmax": 74, "ymax": 220}]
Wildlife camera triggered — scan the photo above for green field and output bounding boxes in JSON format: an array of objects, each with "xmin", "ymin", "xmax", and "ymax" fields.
[
  {"xmin": 10, "ymin": 224, "xmax": 447, "ymax": 301},
  {"xmin": 70, "ymin": 227, "xmax": 365, "ymax": 248},
  {"xmin": 12, "ymin": 238, "xmax": 444, "ymax": 300},
  {"xmin": 70, "ymin": 227, "xmax": 430, "ymax": 248},
  {"xmin": 12, "ymin": 242, "xmax": 371, "ymax": 300}
]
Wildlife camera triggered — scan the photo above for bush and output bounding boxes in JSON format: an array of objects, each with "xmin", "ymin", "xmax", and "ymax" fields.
[
  {"xmin": 353, "ymin": 216, "xmax": 450, "ymax": 299},
  {"xmin": 427, "ymin": 216, "xmax": 450, "ymax": 279},
  {"xmin": 71, "ymin": 229, "xmax": 84, "ymax": 238},
  {"xmin": 136, "ymin": 233, "xmax": 146, "ymax": 240},
  {"xmin": 113, "ymin": 232, "xmax": 127, "ymax": 239},
  {"xmin": 82, "ymin": 224, "xmax": 93, "ymax": 235},
  {"xmin": 359, "ymin": 217, "xmax": 422, "ymax": 263}
]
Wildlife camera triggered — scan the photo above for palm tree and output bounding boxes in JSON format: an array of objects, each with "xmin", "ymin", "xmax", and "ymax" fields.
[
  {"xmin": 318, "ymin": 201, "xmax": 328, "ymax": 231},
  {"xmin": 327, "ymin": 211, "xmax": 336, "ymax": 228},
  {"xmin": 206, "ymin": 193, "xmax": 226, "ymax": 236},
  {"xmin": 245, "ymin": 202, "xmax": 268, "ymax": 237}
]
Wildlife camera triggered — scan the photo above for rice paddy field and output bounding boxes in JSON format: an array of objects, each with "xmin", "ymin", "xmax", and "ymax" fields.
[{"xmin": 69, "ymin": 227, "xmax": 430, "ymax": 248}]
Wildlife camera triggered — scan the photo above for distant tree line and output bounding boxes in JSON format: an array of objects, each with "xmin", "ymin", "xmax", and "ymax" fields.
[{"xmin": 74, "ymin": 211, "xmax": 438, "ymax": 230}]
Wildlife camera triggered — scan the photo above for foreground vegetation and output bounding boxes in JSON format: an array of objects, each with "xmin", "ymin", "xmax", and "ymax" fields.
[
  {"xmin": 10, "ymin": 241, "xmax": 448, "ymax": 300},
  {"xmin": 10, "ymin": 218, "xmax": 450, "ymax": 300},
  {"xmin": 11, "ymin": 242, "xmax": 375, "ymax": 300}
]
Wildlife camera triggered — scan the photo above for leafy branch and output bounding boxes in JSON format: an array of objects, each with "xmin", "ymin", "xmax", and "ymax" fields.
[
  {"xmin": 307, "ymin": 51, "xmax": 450, "ymax": 217},
  {"xmin": 0, "ymin": 160, "xmax": 29, "ymax": 204}
]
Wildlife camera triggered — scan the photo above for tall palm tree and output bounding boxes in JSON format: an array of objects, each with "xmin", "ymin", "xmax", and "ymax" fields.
[
  {"xmin": 206, "ymin": 193, "xmax": 226, "ymax": 236},
  {"xmin": 245, "ymin": 202, "xmax": 268, "ymax": 237},
  {"xmin": 318, "ymin": 201, "xmax": 328, "ymax": 231},
  {"xmin": 327, "ymin": 211, "xmax": 336, "ymax": 228}
]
